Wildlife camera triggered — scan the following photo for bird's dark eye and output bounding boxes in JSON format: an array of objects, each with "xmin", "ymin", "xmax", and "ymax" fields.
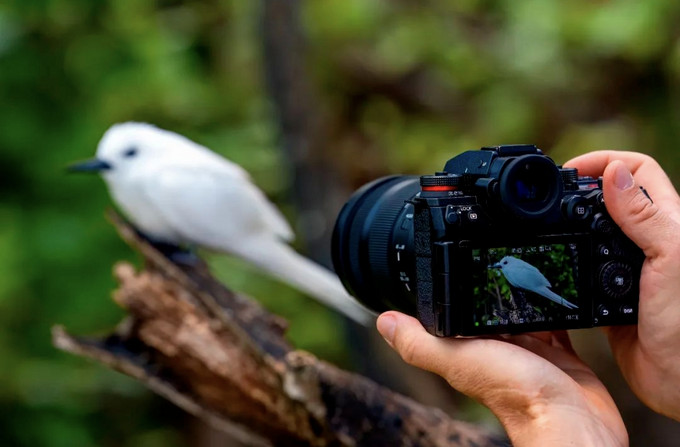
[
  {"xmin": 123, "ymin": 147, "xmax": 138, "ymax": 158},
  {"xmin": 502, "ymin": 260, "xmax": 508, "ymax": 265}
]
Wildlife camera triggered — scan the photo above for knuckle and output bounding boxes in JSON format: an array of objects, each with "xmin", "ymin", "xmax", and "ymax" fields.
[
  {"xmin": 636, "ymin": 153, "xmax": 657, "ymax": 167},
  {"xmin": 623, "ymin": 152, "xmax": 659, "ymax": 173},
  {"xmin": 625, "ymin": 190, "xmax": 661, "ymax": 226},
  {"xmin": 622, "ymin": 189, "xmax": 680, "ymax": 257}
]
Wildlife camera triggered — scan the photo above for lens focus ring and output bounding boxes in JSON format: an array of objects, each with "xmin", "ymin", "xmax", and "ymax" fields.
[{"xmin": 367, "ymin": 193, "xmax": 410, "ymax": 280}]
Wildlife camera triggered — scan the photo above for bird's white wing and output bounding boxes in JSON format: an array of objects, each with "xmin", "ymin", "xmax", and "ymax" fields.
[
  {"xmin": 140, "ymin": 164, "xmax": 293, "ymax": 250},
  {"xmin": 137, "ymin": 162, "xmax": 373, "ymax": 324}
]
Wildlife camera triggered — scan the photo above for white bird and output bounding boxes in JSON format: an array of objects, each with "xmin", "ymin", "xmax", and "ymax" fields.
[
  {"xmin": 70, "ymin": 122, "xmax": 373, "ymax": 325},
  {"xmin": 491, "ymin": 256, "xmax": 578, "ymax": 310}
]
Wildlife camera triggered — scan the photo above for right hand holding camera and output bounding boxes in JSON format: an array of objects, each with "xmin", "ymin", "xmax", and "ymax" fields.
[{"xmin": 566, "ymin": 151, "xmax": 680, "ymax": 421}]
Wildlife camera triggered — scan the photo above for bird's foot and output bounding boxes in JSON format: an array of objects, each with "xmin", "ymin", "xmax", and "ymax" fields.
[
  {"xmin": 133, "ymin": 229, "xmax": 201, "ymax": 267},
  {"xmin": 166, "ymin": 250, "xmax": 201, "ymax": 267}
]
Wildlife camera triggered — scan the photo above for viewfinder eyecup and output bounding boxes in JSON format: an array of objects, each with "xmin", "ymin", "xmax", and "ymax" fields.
[{"xmin": 499, "ymin": 154, "xmax": 563, "ymax": 219}]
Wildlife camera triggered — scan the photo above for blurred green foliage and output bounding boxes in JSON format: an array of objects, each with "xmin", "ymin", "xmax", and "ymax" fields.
[{"xmin": 2, "ymin": 0, "xmax": 680, "ymax": 445}]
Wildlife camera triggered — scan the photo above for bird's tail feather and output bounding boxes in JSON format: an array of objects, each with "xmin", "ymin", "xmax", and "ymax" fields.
[
  {"xmin": 232, "ymin": 239, "xmax": 375, "ymax": 325},
  {"xmin": 541, "ymin": 287, "xmax": 579, "ymax": 309}
]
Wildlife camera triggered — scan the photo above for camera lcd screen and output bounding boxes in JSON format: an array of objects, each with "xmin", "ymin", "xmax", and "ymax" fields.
[{"xmin": 470, "ymin": 243, "xmax": 581, "ymax": 331}]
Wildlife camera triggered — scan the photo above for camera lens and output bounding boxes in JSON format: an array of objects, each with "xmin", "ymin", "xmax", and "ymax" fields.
[
  {"xmin": 331, "ymin": 176, "xmax": 420, "ymax": 314},
  {"xmin": 499, "ymin": 154, "xmax": 563, "ymax": 219}
]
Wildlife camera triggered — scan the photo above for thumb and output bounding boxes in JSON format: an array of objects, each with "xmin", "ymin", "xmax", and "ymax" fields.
[{"xmin": 602, "ymin": 160, "xmax": 676, "ymax": 257}]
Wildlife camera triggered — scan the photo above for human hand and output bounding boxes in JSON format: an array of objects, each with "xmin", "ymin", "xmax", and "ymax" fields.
[
  {"xmin": 565, "ymin": 151, "xmax": 680, "ymax": 421},
  {"xmin": 377, "ymin": 312, "xmax": 628, "ymax": 447}
]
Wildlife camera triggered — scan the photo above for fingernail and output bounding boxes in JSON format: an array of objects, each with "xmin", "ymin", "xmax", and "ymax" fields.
[
  {"xmin": 377, "ymin": 314, "xmax": 397, "ymax": 345},
  {"xmin": 614, "ymin": 163, "xmax": 634, "ymax": 190}
]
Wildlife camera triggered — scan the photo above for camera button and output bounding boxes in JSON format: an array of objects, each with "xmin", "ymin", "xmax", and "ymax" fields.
[
  {"xmin": 592, "ymin": 213, "xmax": 614, "ymax": 234},
  {"xmin": 563, "ymin": 196, "xmax": 591, "ymax": 221},
  {"xmin": 463, "ymin": 206, "xmax": 487, "ymax": 226},
  {"xmin": 619, "ymin": 305, "xmax": 635, "ymax": 315},
  {"xmin": 597, "ymin": 305, "xmax": 611, "ymax": 317},
  {"xmin": 445, "ymin": 206, "xmax": 459, "ymax": 225},
  {"xmin": 598, "ymin": 244, "xmax": 612, "ymax": 257}
]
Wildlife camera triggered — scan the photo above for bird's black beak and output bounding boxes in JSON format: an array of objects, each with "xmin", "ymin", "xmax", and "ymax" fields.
[
  {"xmin": 490, "ymin": 262, "xmax": 501, "ymax": 269},
  {"xmin": 67, "ymin": 158, "xmax": 112, "ymax": 173}
]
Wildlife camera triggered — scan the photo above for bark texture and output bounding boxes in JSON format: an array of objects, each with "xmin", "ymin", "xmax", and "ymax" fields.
[{"xmin": 53, "ymin": 211, "xmax": 508, "ymax": 447}]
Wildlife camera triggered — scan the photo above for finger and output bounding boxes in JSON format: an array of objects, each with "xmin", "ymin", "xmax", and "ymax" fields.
[
  {"xmin": 517, "ymin": 331, "xmax": 576, "ymax": 354},
  {"xmin": 601, "ymin": 160, "xmax": 680, "ymax": 259},
  {"xmin": 501, "ymin": 332, "xmax": 617, "ymax": 416},
  {"xmin": 565, "ymin": 150, "xmax": 651, "ymax": 178},
  {"xmin": 519, "ymin": 331, "xmax": 553, "ymax": 344},
  {"xmin": 508, "ymin": 331, "xmax": 575, "ymax": 355},
  {"xmin": 564, "ymin": 150, "xmax": 680, "ymax": 213},
  {"xmin": 602, "ymin": 325, "xmax": 638, "ymax": 368},
  {"xmin": 552, "ymin": 330, "xmax": 577, "ymax": 355},
  {"xmin": 503, "ymin": 332, "xmax": 587, "ymax": 375}
]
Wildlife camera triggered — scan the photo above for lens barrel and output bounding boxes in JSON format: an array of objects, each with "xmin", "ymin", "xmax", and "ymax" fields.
[{"xmin": 331, "ymin": 176, "xmax": 420, "ymax": 314}]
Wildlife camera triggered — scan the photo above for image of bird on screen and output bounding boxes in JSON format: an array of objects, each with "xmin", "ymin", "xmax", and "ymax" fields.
[
  {"xmin": 491, "ymin": 256, "xmax": 578, "ymax": 309},
  {"xmin": 472, "ymin": 245, "xmax": 579, "ymax": 327}
]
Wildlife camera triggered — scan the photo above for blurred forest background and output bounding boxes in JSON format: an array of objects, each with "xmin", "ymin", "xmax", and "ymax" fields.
[{"xmin": 2, "ymin": 0, "xmax": 680, "ymax": 446}]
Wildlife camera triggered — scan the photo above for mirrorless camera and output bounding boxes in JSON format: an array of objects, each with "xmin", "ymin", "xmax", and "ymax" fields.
[{"xmin": 332, "ymin": 145, "xmax": 644, "ymax": 336}]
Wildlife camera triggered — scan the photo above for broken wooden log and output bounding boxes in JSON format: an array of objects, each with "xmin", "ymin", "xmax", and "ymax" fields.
[{"xmin": 52, "ymin": 211, "xmax": 508, "ymax": 447}]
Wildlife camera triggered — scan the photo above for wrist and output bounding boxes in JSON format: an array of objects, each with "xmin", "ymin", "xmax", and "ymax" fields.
[{"xmin": 497, "ymin": 402, "xmax": 628, "ymax": 447}]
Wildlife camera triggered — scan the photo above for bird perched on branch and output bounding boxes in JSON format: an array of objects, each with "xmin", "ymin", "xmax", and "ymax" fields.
[
  {"xmin": 69, "ymin": 122, "xmax": 372, "ymax": 325},
  {"xmin": 491, "ymin": 256, "xmax": 578, "ymax": 310}
]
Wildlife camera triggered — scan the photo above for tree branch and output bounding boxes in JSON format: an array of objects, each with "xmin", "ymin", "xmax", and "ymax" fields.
[{"xmin": 52, "ymin": 211, "xmax": 507, "ymax": 446}]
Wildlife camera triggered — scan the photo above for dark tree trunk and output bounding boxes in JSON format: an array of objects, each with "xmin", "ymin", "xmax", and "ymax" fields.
[{"xmin": 261, "ymin": 0, "xmax": 348, "ymax": 267}]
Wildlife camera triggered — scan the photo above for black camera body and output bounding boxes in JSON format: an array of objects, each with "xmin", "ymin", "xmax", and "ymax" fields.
[{"xmin": 332, "ymin": 145, "xmax": 645, "ymax": 336}]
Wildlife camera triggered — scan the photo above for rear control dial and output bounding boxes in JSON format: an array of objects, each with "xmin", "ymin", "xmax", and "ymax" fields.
[{"xmin": 599, "ymin": 261, "xmax": 634, "ymax": 299}]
